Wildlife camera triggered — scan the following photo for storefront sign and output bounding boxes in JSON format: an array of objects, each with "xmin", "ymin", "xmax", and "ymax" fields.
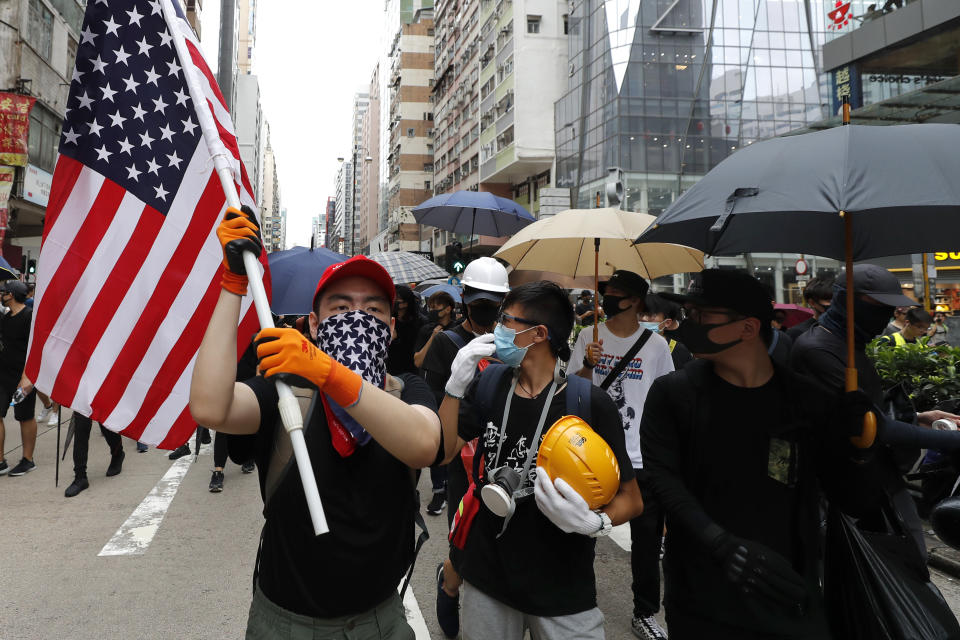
[
  {"xmin": 23, "ymin": 164, "xmax": 51, "ymax": 207},
  {"xmin": 830, "ymin": 64, "xmax": 862, "ymax": 115},
  {"xmin": 934, "ymin": 253, "xmax": 960, "ymax": 261},
  {"xmin": 0, "ymin": 93, "xmax": 36, "ymax": 167},
  {"xmin": 0, "ymin": 166, "xmax": 14, "ymax": 249},
  {"xmin": 867, "ymin": 74, "xmax": 946, "ymax": 85}
]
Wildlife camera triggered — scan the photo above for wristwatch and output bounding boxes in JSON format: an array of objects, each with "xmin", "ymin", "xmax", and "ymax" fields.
[
  {"xmin": 583, "ymin": 355, "xmax": 596, "ymax": 369},
  {"xmin": 590, "ymin": 511, "xmax": 613, "ymax": 538}
]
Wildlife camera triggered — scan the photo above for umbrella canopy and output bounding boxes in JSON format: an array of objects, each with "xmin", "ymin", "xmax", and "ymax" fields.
[
  {"xmin": 267, "ymin": 246, "xmax": 348, "ymax": 315},
  {"xmin": 495, "ymin": 208, "xmax": 704, "ymax": 279},
  {"xmin": 369, "ymin": 251, "xmax": 449, "ymax": 285},
  {"xmin": 636, "ymin": 124, "xmax": 960, "ymax": 260},
  {"xmin": 420, "ymin": 283, "xmax": 462, "ymax": 303},
  {"xmin": 412, "ymin": 190, "xmax": 535, "ymax": 238},
  {"xmin": 0, "ymin": 257, "xmax": 19, "ymax": 281},
  {"xmin": 413, "ymin": 277, "xmax": 451, "ymax": 293},
  {"xmin": 774, "ymin": 303, "xmax": 814, "ymax": 329}
]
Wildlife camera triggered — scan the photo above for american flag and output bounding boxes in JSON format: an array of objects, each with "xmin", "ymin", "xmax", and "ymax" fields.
[{"xmin": 25, "ymin": 0, "xmax": 269, "ymax": 448}]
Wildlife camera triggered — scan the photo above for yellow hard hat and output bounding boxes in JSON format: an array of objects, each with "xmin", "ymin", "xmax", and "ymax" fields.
[{"xmin": 537, "ymin": 415, "xmax": 621, "ymax": 509}]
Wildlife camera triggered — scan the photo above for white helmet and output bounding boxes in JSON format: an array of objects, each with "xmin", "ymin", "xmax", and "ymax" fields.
[{"xmin": 461, "ymin": 257, "xmax": 509, "ymax": 303}]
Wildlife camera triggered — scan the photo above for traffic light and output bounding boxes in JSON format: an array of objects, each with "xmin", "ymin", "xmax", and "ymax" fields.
[
  {"xmin": 27, "ymin": 259, "xmax": 36, "ymax": 275},
  {"xmin": 451, "ymin": 241, "xmax": 466, "ymax": 273}
]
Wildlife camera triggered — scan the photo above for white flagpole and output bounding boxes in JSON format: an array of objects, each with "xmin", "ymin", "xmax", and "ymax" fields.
[{"xmin": 161, "ymin": 0, "xmax": 328, "ymax": 535}]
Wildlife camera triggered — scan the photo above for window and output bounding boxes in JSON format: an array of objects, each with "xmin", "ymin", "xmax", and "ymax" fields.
[
  {"xmin": 27, "ymin": 102, "xmax": 61, "ymax": 173},
  {"xmin": 407, "ymin": 127, "xmax": 416, "ymax": 137},
  {"xmin": 66, "ymin": 36, "xmax": 78, "ymax": 79},
  {"xmin": 425, "ymin": 180, "xmax": 431, "ymax": 190},
  {"xmin": 527, "ymin": 15, "xmax": 540, "ymax": 34},
  {"xmin": 563, "ymin": 14, "xmax": 569, "ymax": 34},
  {"xmin": 27, "ymin": 0, "xmax": 53, "ymax": 61}
]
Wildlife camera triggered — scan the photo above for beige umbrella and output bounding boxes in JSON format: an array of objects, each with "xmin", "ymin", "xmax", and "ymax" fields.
[{"xmin": 494, "ymin": 207, "xmax": 704, "ymax": 341}]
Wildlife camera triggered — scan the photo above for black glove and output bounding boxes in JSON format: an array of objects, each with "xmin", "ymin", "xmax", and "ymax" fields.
[
  {"xmin": 841, "ymin": 389, "xmax": 874, "ymax": 439},
  {"xmin": 217, "ymin": 205, "xmax": 262, "ymax": 277},
  {"xmin": 710, "ymin": 531, "xmax": 807, "ymax": 612}
]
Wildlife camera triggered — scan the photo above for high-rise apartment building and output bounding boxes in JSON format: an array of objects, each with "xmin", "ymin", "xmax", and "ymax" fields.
[
  {"xmin": 324, "ymin": 197, "xmax": 336, "ymax": 249},
  {"xmin": 235, "ymin": 74, "xmax": 264, "ymax": 201},
  {"xmin": 261, "ymin": 132, "xmax": 284, "ymax": 252},
  {"xmin": 340, "ymin": 93, "xmax": 370, "ymax": 256},
  {"xmin": 383, "ymin": 9, "xmax": 437, "ymax": 252},
  {"xmin": 237, "ymin": 0, "xmax": 257, "ymax": 74},
  {"xmin": 334, "ymin": 161, "xmax": 353, "ymax": 255},
  {"xmin": 358, "ymin": 67, "xmax": 381, "ymax": 254}
]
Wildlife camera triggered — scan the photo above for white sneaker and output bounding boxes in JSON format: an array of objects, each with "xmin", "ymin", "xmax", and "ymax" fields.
[
  {"xmin": 37, "ymin": 405, "xmax": 52, "ymax": 424},
  {"xmin": 47, "ymin": 406, "xmax": 60, "ymax": 426},
  {"xmin": 632, "ymin": 615, "xmax": 668, "ymax": 640}
]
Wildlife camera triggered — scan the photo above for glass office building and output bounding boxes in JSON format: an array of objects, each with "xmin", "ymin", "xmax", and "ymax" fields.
[{"xmin": 555, "ymin": 0, "xmax": 837, "ymax": 215}]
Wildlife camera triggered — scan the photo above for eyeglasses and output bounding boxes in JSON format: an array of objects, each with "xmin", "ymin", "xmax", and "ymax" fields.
[
  {"xmin": 497, "ymin": 311, "xmax": 540, "ymax": 327},
  {"xmin": 686, "ymin": 307, "xmax": 744, "ymax": 324}
]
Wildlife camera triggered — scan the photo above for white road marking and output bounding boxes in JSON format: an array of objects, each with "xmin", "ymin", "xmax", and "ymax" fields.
[
  {"xmin": 610, "ymin": 523, "xmax": 632, "ymax": 551},
  {"xmin": 99, "ymin": 444, "xmax": 209, "ymax": 556},
  {"xmin": 399, "ymin": 582, "xmax": 431, "ymax": 639}
]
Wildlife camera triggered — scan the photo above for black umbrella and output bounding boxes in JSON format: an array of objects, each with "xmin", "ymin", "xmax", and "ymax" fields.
[{"xmin": 638, "ymin": 120, "xmax": 960, "ymax": 447}]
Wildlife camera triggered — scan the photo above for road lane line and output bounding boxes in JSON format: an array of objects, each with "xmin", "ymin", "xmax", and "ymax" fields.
[
  {"xmin": 610, "ymin": 523, "xmax": 631, "ymax": 552},
  {"xmin": 99, "ymin": 444, "xmax": 208, "ymax": 556},
  {"xmin": 399, "ymin": 583, "xmax": 431, "ymax": 639}
]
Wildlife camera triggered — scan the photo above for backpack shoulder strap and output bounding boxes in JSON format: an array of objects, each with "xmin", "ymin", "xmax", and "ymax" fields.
[
  {"xmin": 564, "ymin": 372, "xmax": 592, "ymax": 425},
  {"xmin": 443, "ymin": 329, "xmax": 467, "ymax": 350},
  {"xmin": 474, "ymin": 363, "xmax": 511, "ymax": 426},
  {"xmin": 768, "ymin": 328, "xmax": 781, "ymax": 355}
]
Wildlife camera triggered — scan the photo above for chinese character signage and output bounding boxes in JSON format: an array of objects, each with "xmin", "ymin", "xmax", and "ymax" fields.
[
  {"xmin": 0, "ymin": 166, "xmax": 14, "ymax": 249},
  {"xmin": 830, "ymin": 64, "xmax": 862, "ymax": 116},
  {"xmin": 0, "ymin": 93, "xmax": 37, "ymax": 167},
  {"xmin": 23, "ymin": 164, "xmax": 51, "ymax": 207}
]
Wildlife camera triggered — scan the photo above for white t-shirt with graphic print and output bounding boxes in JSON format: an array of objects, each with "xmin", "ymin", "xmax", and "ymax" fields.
[{"xmin": 568, "ymin": 323, "xmax": 675, "ymax": 469}]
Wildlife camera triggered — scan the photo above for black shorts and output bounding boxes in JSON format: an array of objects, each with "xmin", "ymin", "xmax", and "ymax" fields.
[{"xmin": 0, "ymin": 385, "xmax": 37, "ymax": 422}]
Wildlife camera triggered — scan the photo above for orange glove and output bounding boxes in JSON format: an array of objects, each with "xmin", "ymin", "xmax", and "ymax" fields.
[
  {"xmin": 217, "ymin": 206, "xmax": 262, "ymax": 296},
  {"xmin": 255, "ymin": 327, "xmax": 363, "ymax": 407}
]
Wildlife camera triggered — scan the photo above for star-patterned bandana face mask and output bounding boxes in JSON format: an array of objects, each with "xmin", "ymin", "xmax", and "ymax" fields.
[{"xmin": 316, "ymin": 310, "xmax": 392, "ymax": 456}]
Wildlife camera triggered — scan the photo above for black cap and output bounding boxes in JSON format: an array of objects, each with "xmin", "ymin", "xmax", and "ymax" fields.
[
  {"xmin": 660, "ymin": 269, "xmax": 773, "ymax": 322},
  {"xmin": 599, "ymin": 270, "xmax": 649, "ymax": 299},
  {"xmin": 841, "ymin": 264, "xmax": 916, "ymax": 308},
  {"xmin": 0, "ymin": 280, "xmax": 28, "ymax": 298}
]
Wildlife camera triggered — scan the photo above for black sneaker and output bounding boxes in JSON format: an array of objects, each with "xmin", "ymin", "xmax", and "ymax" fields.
[
  {"xmin": 65, "ymin": 476, "xmax": 89, "ymax": 498},
  {"xmin": 436, "ymin": 563, "xmax": 460, "ymax": 639},
  {"xmin": 8, "ymin": 458, "xmax": 35, "ymax": 476},
  {"xmin": 241, "ymin": 460, "xmax": 255, "ymax": 474},
  {"xmin": 106, "ymin": 450, "xmax": 125, "ymax": 477},
  {"xmin": 136, "ymin": 441, "xmax": 148, "ymax": 453},
  {"xmin": 168, "ymin": 444, "xmax": 190, "ymax": 460},
  {"xmin": 426, "ymin": 492, "xmax": 447, "ymax": 515},
  {"xmin": 0, "ymin": 459, "xmax": 8, "ymax": 475},
  {"xmin": 209, "ymin": 470, "xmax": 224, "ymax": 493}
]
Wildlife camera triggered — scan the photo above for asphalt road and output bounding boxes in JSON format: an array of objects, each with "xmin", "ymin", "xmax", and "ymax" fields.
[{"xmin": 3, "ymin": 408, "xmax": 960, "ymax": 639}]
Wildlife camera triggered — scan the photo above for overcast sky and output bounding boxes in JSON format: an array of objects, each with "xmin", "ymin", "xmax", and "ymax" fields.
[{"xmin": 199, "ymin": 0, "xmax": 383, "ymax": 248}]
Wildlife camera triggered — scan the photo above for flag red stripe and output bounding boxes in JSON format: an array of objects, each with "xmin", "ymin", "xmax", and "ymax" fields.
[
  {"xmin": 41, "ymin": 156, "xmax": 85, "ymax": 246},
  {"xmin": 24, "ymin": 178, "xmax": 127, "ymax": 391},
  {"xmin": 151, "ymin": 406, "xmax": 199, "ymax": 450},
  {"xmin": 87, "ymin": 173, "xmax": 225, "ymax": 423},
  {"xmin": 117, "ymin": 269, "xmax": 222, "ymax": 439},
  {"xmin": 209, "ymin": 100, "xmax": 241, "ymax": 160},
  {"xmin": 185, "ymin": 40, "xmax": 229, "ymax": 111},
  {"xmin": 49, "ymin": 205, "xmax": 165, "ymax": 408}
]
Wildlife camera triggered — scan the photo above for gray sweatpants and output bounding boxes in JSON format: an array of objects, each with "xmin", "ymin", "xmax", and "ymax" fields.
[{"xmin": 462, "ymin": 581, "xmax": 605, "ymax": 640}]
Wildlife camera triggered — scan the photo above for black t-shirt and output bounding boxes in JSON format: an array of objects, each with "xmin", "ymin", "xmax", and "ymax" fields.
[
  {"xmin": 666, "ymin": 338, "xmax": 693, "ymax": 370},
  {"xmin": 457, "ymin": 371, "xmax": 634, "ymax": 616},
  {"xmin": 0, "ymin": 307, "xmax": 32, "ymax": 387},
  {"xmin": 786, "ymin": 316, "xmax": 818, "ymax": 341},
  {"xmin": 243, "ymin": 373, "xmax": 437, "ymax": 618},
  {"xmin": 575, "ymin": 301, "xmax": 596, "ymax": 325},
  {"xmin": 421, "ymin": 324, "xmax": 475, "ymax": 405},
  {"xmin": 387, "ymin": 317, "xmax": 422, "ymax": 376},
  {"xmin": 414, "ymin": 319, "xmax": 456, "ymax": 354}
]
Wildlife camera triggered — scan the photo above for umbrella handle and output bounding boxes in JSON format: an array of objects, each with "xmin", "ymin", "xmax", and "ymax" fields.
[
  {"xmin": 593, "ymin": 238, "xmax": 600, "ymax": 343},
  {"xmin": 845, "ymin": 366, "xmax": 877, "ymax": 449}
]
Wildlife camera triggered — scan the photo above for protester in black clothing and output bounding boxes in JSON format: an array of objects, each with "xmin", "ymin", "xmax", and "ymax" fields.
[
  {"xmin": 63, "ymin": 413, "xmax": 125, "ymax": 496},
  {"xmin": 387, "ymin": 285, "xmax": 424, "ymax": 376},
  {"xmin": 643, "ymin": 294, "xmax": 693, "ymax": 369},
  {"xmin": 575, "ymin": 290, "xmax": 598, "ymax": 325},
  {"xmin": 439, "ymin": 281, "xmax": 643, "ymax": 639},
  {"xmin": 420, "ymin": 256, "xmax": 510, "ymax": 639},
  {"xmin": 0, "ymin": 281, "xmax": 39, "ymax": 477},
  {"xmin": 208, "ymin": 341, "xmax": 259, "ymax": 492},
  {"xmin": 642, "ymin": 269, "xmax": 886, "ymax": 639},
  {"xmin": 791, "ymin": 265, "xmax": 960, "ymax": 556},
  {"xmin": 413, "ymin": 291, "xmax": 457, "ymax": 370},
  {"xmin": 786, "ymin": 277, "xmax": 833, "ymax": 341},
  {"xmin": 190, "ymin": 209, "xmax": 442, "ymax": 638}
]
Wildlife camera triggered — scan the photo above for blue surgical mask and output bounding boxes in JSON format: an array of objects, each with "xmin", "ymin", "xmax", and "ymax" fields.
[
  {"xmin": 493, "ymin": 323, "xmax": 536, "ymax": 368},
  {"xmin": 640, "ymin": 321, "xmax": 662, "ymax": 333}
]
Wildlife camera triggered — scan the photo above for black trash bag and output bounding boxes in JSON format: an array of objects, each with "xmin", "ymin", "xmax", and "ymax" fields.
[{"xmin": 824, "ymin": 504, "xmax": 960, "ymax": 640}]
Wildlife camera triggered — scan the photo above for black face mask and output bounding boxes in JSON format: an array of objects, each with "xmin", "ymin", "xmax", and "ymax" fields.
[
  {"xmin": 468, "ymin": 303, "xmax": 499, "ymax": 329},
  {"xmin": 666, "ymin": 318, "xmax": 743, "ymax": 355},
  {"xmin": 601, "ymin": 295, "xmax": 628, "ymax": 319},
  {"xmin": 428, "ymin": 309, "xmax": 441, "ymax": 323}
]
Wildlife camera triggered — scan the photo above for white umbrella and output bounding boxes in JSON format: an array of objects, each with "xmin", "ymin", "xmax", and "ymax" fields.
[{"xmin": 494, "ymin": 208, "xmax": 704, "ymax": 340}]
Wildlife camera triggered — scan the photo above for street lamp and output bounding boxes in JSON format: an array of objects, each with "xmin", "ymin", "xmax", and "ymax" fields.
[{"xmin": 338, "ymin": 150, "xmax": 373, "ymax": 255}]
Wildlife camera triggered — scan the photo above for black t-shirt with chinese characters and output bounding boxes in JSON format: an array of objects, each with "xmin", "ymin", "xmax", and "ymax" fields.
[
  {"xmin": 0, "ymin": 306, "xmax": 32, "ymax": 389},
  {"xmin": 243, "ymin": 373, "xmax": 436, "ymax": 618},
  {"xmin": 457, "ymin": 370, "xmax": 633, "ymax": 617}
]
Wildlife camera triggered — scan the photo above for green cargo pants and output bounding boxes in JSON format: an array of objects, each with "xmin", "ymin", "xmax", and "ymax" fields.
[{"xmin": 245, "ymin": 587, "xmax": 415, "ymax": 640}]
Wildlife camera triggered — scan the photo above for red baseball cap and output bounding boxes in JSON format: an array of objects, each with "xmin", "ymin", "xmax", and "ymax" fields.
[{"xmin": 312, "ymin": 255, "xmax": 396, "ymax": 311}]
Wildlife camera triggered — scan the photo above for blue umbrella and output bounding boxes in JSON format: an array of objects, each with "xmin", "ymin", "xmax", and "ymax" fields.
[
  {"xmin": 267, "ymin": 246, "xmax": 347, "ymax": 315},
  {"xmin": 420, "ymin": 283, "xmax": 462, "ymax": 303},
  {"xmin": 412, "ymin": 191, "xmax": 535, "ymax": 252}
]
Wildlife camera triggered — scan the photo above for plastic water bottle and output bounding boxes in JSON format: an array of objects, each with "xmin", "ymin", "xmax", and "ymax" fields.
[
  {"xmin": 11, "ymin": 388, "xmax": 25, "ymax": 405},
  {"xmin": 932, "ymin": 419, "xmax": 957, "ymax": 431}
]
